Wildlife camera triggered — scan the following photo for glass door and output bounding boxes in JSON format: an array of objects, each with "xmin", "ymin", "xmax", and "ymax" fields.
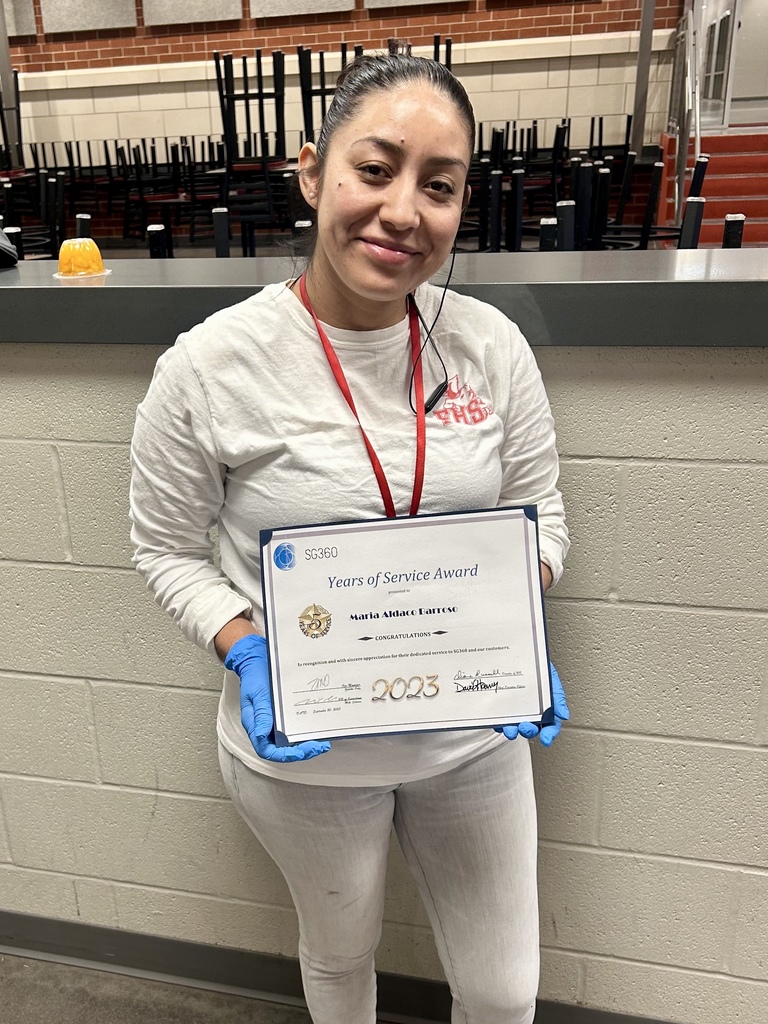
[
  {"xmin": 699, "ymin": 0, "xmax": 738, "ymax": 127},
  {"xmin": 730, "ymin": 0, "xmax": 768, "ymax": 124}
]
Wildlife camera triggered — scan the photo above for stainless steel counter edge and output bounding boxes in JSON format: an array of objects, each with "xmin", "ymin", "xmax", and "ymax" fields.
[{"xmin": 3, "ymin": 250, "xmax": 767, "ymax": 346}]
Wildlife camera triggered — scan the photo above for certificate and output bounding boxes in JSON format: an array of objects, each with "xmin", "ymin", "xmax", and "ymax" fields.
[{"xmin": 260, "ymin": 507, "xmax": 553, "ymax": 744}]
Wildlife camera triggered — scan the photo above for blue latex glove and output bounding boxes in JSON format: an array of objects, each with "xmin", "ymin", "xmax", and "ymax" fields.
[
  {"xmin": 494, "ymin": 663, "xmax": 570, "ymax": 747},
  {"xmin": 224, "ymin": 634, "xmax": 331, "ymax": 763}
]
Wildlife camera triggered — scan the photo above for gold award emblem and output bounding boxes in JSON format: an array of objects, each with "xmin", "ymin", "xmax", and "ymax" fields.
[{"xmin": 298, "ymin": 604, "xmax": 332, "ymax": 639}]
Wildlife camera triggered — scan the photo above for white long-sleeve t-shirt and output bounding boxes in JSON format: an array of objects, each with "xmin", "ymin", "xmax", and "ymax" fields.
[{"xmin": 130, "ymin": 281, "xmax": 569, "ymax": 786}]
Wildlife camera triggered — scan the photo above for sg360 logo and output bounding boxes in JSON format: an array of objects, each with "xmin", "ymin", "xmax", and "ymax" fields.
[{"xmin": 372, "ymin": 675, "xmax": 439, "ymax": 701}]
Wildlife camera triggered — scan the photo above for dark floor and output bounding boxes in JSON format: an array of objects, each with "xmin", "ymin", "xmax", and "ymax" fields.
[{"xmin": 0, "ymin": 953, "xmax": 313, "ymax": 1024}]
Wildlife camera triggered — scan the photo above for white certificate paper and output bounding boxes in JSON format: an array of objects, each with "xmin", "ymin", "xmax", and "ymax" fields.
[{"xmin": 260, "ymin": 507, "xmax": 553, "ymax": 744}]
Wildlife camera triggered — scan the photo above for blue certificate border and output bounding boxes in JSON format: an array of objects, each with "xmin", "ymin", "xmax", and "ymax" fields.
[{"xmin": 259, "ymin": 505, "xmax": 554, "ymax": 745}]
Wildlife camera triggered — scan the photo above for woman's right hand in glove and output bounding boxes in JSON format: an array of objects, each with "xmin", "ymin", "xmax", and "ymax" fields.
[{"xmin": 224, "ymin": 634, "xmax": 331, "ymax": 763}]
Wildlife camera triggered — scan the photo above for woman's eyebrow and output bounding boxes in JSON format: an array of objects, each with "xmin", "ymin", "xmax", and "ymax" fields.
[{"xmin": 352, "ymin": 135, "xmax": 467, "ymax": 171}]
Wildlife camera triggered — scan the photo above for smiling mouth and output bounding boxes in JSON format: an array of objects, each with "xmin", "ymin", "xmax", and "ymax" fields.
[{"xmin": 361, "ymin": 238, "xmax": 420, "ymax": 256}]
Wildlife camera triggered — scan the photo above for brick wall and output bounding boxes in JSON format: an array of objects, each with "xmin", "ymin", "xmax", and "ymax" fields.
[{"xmin": 10, "ymin": 0, "xmax": 684, "ymax": 74}]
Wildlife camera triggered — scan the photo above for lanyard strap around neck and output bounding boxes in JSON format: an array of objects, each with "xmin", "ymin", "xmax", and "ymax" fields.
[{"xmin": 298, "ymin": 274, "xmax": 425, "ymax": 518}]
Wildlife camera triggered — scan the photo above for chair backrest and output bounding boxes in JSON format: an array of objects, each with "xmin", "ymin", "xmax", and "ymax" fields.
[
  {"xmin": 613, "ymin": 150, "xmax": 637, "ymax": 226},
  {"xmin": 556, "ymin": 200, "xmax": 576, "ymax": 251},
  {"xmin": 297, "ymin": 43, "xmax": 362, "ymax": 145},
  {"xmin": 432, "ymin": 35, "xmax": 452, "ymax": 71},
  {"xmin": 590, "ymin": 166, "xmax": 612, "ymax": 249},
  {"xmin": 0, "ymin": 70, "xmax": 22, "ymax": 170},
  {"xmin": 639, "ymin": 161, "xmax": 666, "ymax": 250},
  {"xmin": 214, "ymin": 49, "xmax": 287, "ymax": 167},
  {"xmin": 677, "ymin": 195, "xmax": 705, "ymax": 249},
  {"xmin": 688, "ymin": 155, "xmax": 709, "ymax": 198},
  {"xmin": 505, "ymin": 168, "xmax": 525, "ymax": 252}
]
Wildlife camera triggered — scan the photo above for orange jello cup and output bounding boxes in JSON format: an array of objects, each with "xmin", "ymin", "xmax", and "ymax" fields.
[{"xmin": 57, "ymin": 237, "xmax": 107, "ymax": 277}]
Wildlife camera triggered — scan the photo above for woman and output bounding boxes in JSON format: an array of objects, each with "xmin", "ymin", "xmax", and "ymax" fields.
[{"xmin": 130, "ymin": 53, "xmax": 569, "ymax": 1024}]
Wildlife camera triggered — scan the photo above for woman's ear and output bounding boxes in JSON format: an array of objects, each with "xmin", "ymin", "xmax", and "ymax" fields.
[
  {"xmin": 298, "ymin": 142, "xmax": 321, "ymax": 208},
  {"xmin": 462, "ymin": 183, "xmax": 472, "ymax": 212}
]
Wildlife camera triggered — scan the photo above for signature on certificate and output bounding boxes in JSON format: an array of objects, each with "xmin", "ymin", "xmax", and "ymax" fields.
[
  {"xmin": 307, "ymin": 674, "xmax": 330, "ymax": 691},
  {"xmin": 295, "ymin": 693, "xmax": 363, "ymax": 707},
  {"xmin": 454, "ymin": 668, "xmax": 523, "ymax": 693}
]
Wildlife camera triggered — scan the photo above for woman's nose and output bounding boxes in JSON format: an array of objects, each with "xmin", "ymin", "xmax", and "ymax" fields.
[{"xmin": 379, "ymin": 180, "xmax": 420, "ymax": 230}]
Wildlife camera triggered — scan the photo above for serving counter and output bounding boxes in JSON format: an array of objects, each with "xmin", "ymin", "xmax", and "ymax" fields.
[{"xmin": 2, "ymin": 249, "xmax": 766, "ymax": 347}]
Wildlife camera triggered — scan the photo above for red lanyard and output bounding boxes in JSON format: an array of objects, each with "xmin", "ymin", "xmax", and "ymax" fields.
[{"xmin": 298, "ymin": 274, "xmax": 425, "ymax": 518}]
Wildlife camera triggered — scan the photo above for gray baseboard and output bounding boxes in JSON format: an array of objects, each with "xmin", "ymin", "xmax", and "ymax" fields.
[{"xmin": 0, "ymin": 910, "xmax": 667, "ymax": 1024}]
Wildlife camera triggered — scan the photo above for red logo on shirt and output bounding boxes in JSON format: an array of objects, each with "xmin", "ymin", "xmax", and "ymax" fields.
[{"xmin": 433, "ymin": 375, "xmax": 492, "ymax": 426}]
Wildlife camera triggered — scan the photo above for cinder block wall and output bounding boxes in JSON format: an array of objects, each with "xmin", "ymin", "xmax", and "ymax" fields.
[{"xmin": 1, "ymin": 340, "xmax": 766, "ymax": 1023}]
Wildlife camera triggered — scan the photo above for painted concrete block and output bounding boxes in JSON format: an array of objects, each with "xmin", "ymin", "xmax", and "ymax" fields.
[
  {"xmin": 143, "ymin": 0, "xmax": 241, "ymax": 26},
  {"xmin": 101, "ymin": 881, "xmax": 300, "ymax": 955},
  {"xmin": 39, "ymin": 0, "xmax": 136, "ymax": 34},
  {"xmin": 539, "ymin": 846, "xmax": 737, "ymax": 970},
  {"xmin": 17, "ymin": 113, "xmax": 73, "ymax": 145},
  {"xmin": 617, "ymin": 463, "xmax": 768, "ymax": 610},
  {"xmin": 0, "ymin": 443, "xmax": 67, "ymax": 562},
  {"xmin": 457, "ymin": 65, "xmax": 493, "ymax": 95},
  {"xmin": 160, "ymin": 62, "xmax": 209, "ymax": 84},
  {"xmin": 730, "ymin": 871, "xmax": 768, "ymax": 982},
  {"xmin": 0, "ymin": 807, "xmax": 9, "ymax": 863},
  {"xmin": 377, "ymin": 919, "xmax": 443, "ymax": 978},
  {"xmin": 67, "ymin": 112, "xmax": 120, "ymax": 144},
  {"xmin": 469, "ymin": 91, "xmax": 518, "ymax": 125},
  {"xmin": 0, "ymin": 865, "xmax": 79, "ymax": 917},
  {"xmin": 549, "ymin": 56, "xmax": 600, "ymax": 88},
  {"xmin": 539, "ymin": 948, "xmax": 582, "ymax": 1004},
  {"xmin": 90, "ymin": 683, "xmax": 226, "ymax": 797},
  {"xmin": 0, "ymin": 778, "xmax": 292, "ymax": 903},
  {"xmin": 599, "ymin": 737, "xmax": 768, "ymax": 867},
  {"xmin": 57, "ymin": 445, "xmax": 133, "ymax": 569},
  {"xmin": 553, "ymin": 459, "xmax": 621, "ymax": 599},
  {"xmin": 163, "ymin": 106, "xmax": 214, "ymax": 138},
  {"xmin": 72, "ymin": 876, "xmax": 118, "ymax": 928},
  {"xmin": 184, "ymin": 83, "xmax": 217, "ymax": 110},
  {"xmin": 536, "ymin": 347, "xmax": 768, "ymax": 462},
  {"xmin": 567, "ymin": 83, "xmax": 628, "ymax": 117},
  {"xmin": 492, "ymin": 59, "xmax": 549, "ymax": 92},
  {"xmin": 0, "ymin": 675, "xmax": 96, "ymax": 782},
  {"xmin": 47, "ymin": 89, "xmax": 95, "ymax": 117},
  {"xmin": 519, "ymin": 86, "xmax": 570, "ymax": 120},
  {"xmin": 598, "ymin": 54, "xmax": 637, "ymax": 85},
  {"xmin": 18, "ymin": 70, "xmax": 69, "ymax": 91},
  {"xmin": 138, "ymin": 83, "xmax": 188, "ymax": 111},
  {"xmin": 67, "ymin": 67, "xmax": 160, "ymax": 89},
  {"xmin": 4, "ymin": 0, "xmax": 35, "ymax": 36},
  {"xmin": 93, "ymin": 86, "xmax": 142, "ymax": 115},
  {"xmin": 0, "ymin": 564, "xmax": 223, "ymax": 689},
  {"xmin": 18, "ymin": 96, "xmax": 50, "ymax": 117},
  {"xmin": 531, "ymin": 730, "xmax": 604, "ymax": 846},
  {"xmin": 117, "ymin": 109, "xmax": 165, "ymax": 140},
  {"xmin": 584, "ymin": 956, "xmax": 768, "ymax": 1024},
  {"xmin": 545, "ymin": 602, "xmax": 767, "ymax": 745},
  {"xmin": 0, "ymin": 346, "xmax": 163, "ymax": 444}
]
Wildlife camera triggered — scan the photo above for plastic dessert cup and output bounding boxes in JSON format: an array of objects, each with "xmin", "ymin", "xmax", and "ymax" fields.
[{"xmin": 54, "ymin": 237, "xmax": 112, "ymax": 279}]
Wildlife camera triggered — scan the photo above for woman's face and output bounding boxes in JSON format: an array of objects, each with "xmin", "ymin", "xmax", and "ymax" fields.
[{"xmin": 299, "ymin": 82, "xmax": 472, "ymax": 330}]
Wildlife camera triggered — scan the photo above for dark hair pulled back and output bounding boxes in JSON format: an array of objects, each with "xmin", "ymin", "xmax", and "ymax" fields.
[
  {"xmin": 287, "ymin": 52, "xmax": 475, "ymax": 261},
  {"xmin": 317, "ymin": 53, "xmax": 475, "ymax": 161}
]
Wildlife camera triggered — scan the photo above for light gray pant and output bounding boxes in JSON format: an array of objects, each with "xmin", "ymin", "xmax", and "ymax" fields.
[{"xmin": 219, "ymin": 740, "xmax": 539, "ymax": 1024}]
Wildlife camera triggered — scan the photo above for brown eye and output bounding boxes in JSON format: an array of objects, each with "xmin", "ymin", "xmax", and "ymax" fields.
[{"xmin": 427, "ymin": 180, "xmax": 456, "ymax": 197}]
